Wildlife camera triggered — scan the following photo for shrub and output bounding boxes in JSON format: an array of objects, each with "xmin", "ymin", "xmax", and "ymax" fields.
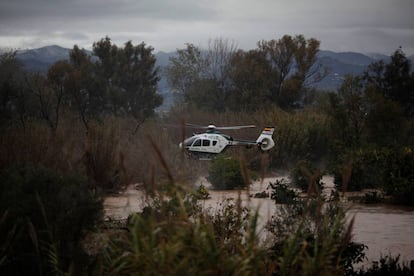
[
  {"xmin": 333, "ymin": 147, "xmax": 391, "ymax": 191},
  {"xmin": 382, "ymin": 147, "xmax": 414, "ymax": 205},
  {"xmin": 333, "ymin": 146, "xmax": 414, "ymax": 202},
  {"xmin": 0, "ymin": 165, "xmax": 103, "ymax": 275},
  {"xmin": 102, "ymin": 187, "xmax": 271, "ymax": 275},
  {"xmin": 269, "ymin": 179, "xmax": 298, "ymax": 204},
  {"xmin": 207, "ymin": 156, "xmax": 246, "ymax": 190},
  {"xmin": 290, "ymin": 159, "xmax": 323, "ymax": 194},
  {"xmin": 267, "ymin": 198, "xmax": 367, "ymax": 275}
]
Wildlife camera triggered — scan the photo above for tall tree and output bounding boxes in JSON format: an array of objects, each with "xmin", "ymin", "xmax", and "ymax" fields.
[
  {"xmin": 61, "ymin": 38, "xmax": 162, "ymax": 131},
  {"xmin": 203, "ymin": 38, "xmax": 238, "ymax": 111},
  {"xmin": 166, "ymin": 39, "xmax": 238, "ymax": 112},
  {"xmin": 0, "ymin": 51, "xmax": 33, "ymax": 128},
  {"xmin": 65, "ymin": 45, "xmax": 98, "ymax": 130},
  {"xmin": 113, "ymin": 40, "xmax": 162, "ymax": 131},
  {"xmin": 364, "ymin": 48, "xmax": 414, "ymax": 116},
  {"xmin": 258, "ymin": 35, "xmax": 324, "ymax": 108},
  {"xmin": 46, "ymin": 60, "xmax": 72, "ymax": 131},
  {"xmin": 165, "ymin": 43, "xmax": 205, "ymax": 102},
  {"xmin": 228, "ymin": 49, "xmax": 273, "ymax": 111}
]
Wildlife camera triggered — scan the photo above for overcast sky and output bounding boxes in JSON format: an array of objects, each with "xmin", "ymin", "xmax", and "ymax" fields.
[{"xmin": 0, "ymin": 0, "xmax": 413, "ymax": 55}]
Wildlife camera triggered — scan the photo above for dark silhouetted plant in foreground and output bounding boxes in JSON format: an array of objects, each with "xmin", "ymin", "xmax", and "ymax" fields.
[
  {"xmin": 0, "ymin": 165, "xmax": 103, "ymax": 275},
  {"xmin": 267, "ymin": 196, "xmax": 367, "ymax": 275},
  {"xmin": 101, "ymin": 177, "xmax": 271, "ymax": 275},
  {"xmin": 354, "ymin": 254, "xmax": 414, "ymax": 276}
]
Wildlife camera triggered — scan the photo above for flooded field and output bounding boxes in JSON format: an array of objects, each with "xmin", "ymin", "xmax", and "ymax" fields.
[{"xmin": 104, "ymin": 175, "xmax": 414, "ymax": 265}]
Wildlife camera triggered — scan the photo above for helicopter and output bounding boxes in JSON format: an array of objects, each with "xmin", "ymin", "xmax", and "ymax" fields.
[{"xmin": 179, "ymin": 124, "xmax": 275, "ymax": 159}]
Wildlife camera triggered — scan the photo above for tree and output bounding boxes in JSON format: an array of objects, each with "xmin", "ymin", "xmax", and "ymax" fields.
[
  {"xmin": 45, "ymin": 60, "xmax": 72, "ymax": 132},
  {"xmin": 55, "ymin": 37, "xmax": 162, "ymax": 131},
  {"xmin": 203, "ymin": 38, "xmax": 238, "ymax": 111},
  {"xmin": 65, "ymin": 45, "xmax": 98, "ymax": 130},
  {"xmin": 364, "ymin": 87, "xmax": 405, "ymax": 146},
  {"xmin": 113, "ymin": 40, "xmax": 162, "ymax": 132},
  {"xmin": 165, "ymin": 43, "xmax": 205, "ymax": 103},
  {"xmin": 0, "ymin": 51, "xmax": 33, "ymax": 128},
  {"xmin": 166, "ymin": 39, "xmax": 238, "ymax": 112},
  {"xmin": 364, "ymin": 48, "xmax": 414, "ymax": 116},
  {"xmin": 338, "ymin": 75, "xmax": 366, "ymax": 146},
  {"xmin": 258, "ymin": 35, "xmax": 324, "ymax": 108},
  {"xmin": 167, "ymin": 35, "xmax": 324, "ymax": 111},
  {"xmin": 228, "ymin": 49, "xmax": 274, "ymax": 111},
  {"xmin": 92, "ymin": 38, "xmax": 162, "ymax": 132}
]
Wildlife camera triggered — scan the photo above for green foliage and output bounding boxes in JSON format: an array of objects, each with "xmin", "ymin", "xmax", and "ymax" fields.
[
  {"xmin": 364, "ymin": 88, "xmax": 406, "ymax": 146},
  {"xmin": 258, "ymin": 35, "xmax": 324, "ymax": 108},
  {"xmin": 102, "ymin": 188, "xmax": 271, "ymax": 275},
  {"xmin": 269, "ymin": 179, "xmax": 298, "ymax": 204},
  {"xmin": 333, "ymin": 147, "xmax": 414, "ymax": 200},
  {"xmin": 382, "ymin": 147, "xmax": 414, "ymax": 205},
  {"xmin": 167, "ymin": 34, "xmax": 324, "ymax": 111},
  {"xmin": 207, "ymin": 156, "xmax": 246, "ymax": 190},
  {"xmin": 263, "ymin": 108, "xmax": 329, "ymax": 167},
  {"xmin": 267, "ymin": 198, "xmax": 366, "ymax": 275},
  {"xmin": 364, "ymin": 48, "xmax": 414, "ymax": 117},
  {"xmin": 333, "ymin": 147, "xmax": 391, "ymax": 192},
  {"xmin": 323, "ymin": 75, "xmax": 369, "ymax": 155},
  {"xmin": 0, "ymin": 165, "xmax": 103, "ymax": 275}
]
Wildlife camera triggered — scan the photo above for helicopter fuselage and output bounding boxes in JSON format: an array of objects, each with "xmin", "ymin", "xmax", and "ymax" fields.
[{"xmin": 179, "ymin": 126, "xmax": 275, "ymax": 159}]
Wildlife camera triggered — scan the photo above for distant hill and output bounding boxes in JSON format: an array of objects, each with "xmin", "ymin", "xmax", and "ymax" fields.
[
  {"xmin": 6, "ymin": 45, "xmax": 414, "ymax": 109},
  {"xmin": 314, "ymin": 51, "xmax": 374, "ymax": 90},
  {"xmin": 16, "ymin": 45, "xmax": 71, "ymax": 72}
]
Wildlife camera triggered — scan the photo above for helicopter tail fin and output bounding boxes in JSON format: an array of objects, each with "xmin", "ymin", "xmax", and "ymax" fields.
[{"xmin": 256, "ymin": 127, "xmax": 275, "ymax": 151}]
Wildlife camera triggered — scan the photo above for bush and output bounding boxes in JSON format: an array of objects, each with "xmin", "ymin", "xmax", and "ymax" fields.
[
  {"xmin": 207, "ymin": 156, "xmax": 246, "ymax": 190},
  {"xmin": 103, "ymin": 187, "xmax": 270, "ymax": 275},
  {"xmin": 333, "ymin": 147, "xmax": 391, "ymax": 192},
  {"xmin": 382, "ymin": 147, "xmax": 414, "ymax": 205},
  {"xmin": 0, "ymin": 165, "xmax": 103, "ymax": 275},
  {"xmin": 333, "ymin": 146, "xmax": 414, "ymax": 203},
  {"xmin": 290, "ymin": 159, "xmax": 323, "ymax": 194},
  {"xmin": 269, "ymin": 179, "xmax": 298, "ymax": 204},
  {"xmin": 267, "ymin": 198, "xmax": 367, "ymax": 275}
]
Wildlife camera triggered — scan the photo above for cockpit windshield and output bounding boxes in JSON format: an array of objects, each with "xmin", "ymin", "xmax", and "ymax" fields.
[{"xmin": 184, "ymin": 137, "xmax": 197, "ymax": 147}]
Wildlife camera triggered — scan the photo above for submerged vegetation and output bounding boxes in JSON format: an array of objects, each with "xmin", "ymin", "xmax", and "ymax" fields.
[{"xmin": 1, "ymin": 35, "xmax": 414, "ymax": 274}]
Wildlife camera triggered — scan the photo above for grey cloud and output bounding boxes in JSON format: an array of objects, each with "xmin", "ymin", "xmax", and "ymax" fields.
[
  {"xmin": 0, "ymin": 0, "xmax": 217, "ymax": 22},
  {"xmin": 0, "ymin": 0, "xmax": 413, "ymax": 54}
]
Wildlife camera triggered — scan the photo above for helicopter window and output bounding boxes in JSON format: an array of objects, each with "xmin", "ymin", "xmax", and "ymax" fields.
[
  {"xmin": 184, "ymin": 137, "xmax": 196, "ymax": 147},
  {"xmin": 202, "ymin": 140, "xmax": 210, "ymax": 147},
  {"xmin": 212, "ymin": 140, "xmax": 217, "ymax": 146},
  {"xmin": 192, "ymin": 139, "xmax": 201, "ymax": 147}
]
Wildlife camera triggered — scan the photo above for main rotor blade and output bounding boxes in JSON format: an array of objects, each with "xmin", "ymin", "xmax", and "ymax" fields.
[
  {"xmin": 185, "ymin": 123, "xmax": 256, "ymax": 130},
  {"xmin": 215, "ymin": 125, "xmax": 256, "ymax": 130}
]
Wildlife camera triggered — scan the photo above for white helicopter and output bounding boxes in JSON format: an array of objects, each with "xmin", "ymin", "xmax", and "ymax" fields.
[{"xmin": 179, "ymin": 124, "xmax": 275, "ymax": 159}]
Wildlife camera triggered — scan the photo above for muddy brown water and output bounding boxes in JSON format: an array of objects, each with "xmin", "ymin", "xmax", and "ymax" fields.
[{"xmin": 104, "ymin": 175, "xmax": 414, "ymax": 266}]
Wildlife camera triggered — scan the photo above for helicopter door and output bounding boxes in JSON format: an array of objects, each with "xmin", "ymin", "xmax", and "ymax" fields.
[{"xmin": 191, "ymin": 139, "xmax": 214, "ymax": 153}]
